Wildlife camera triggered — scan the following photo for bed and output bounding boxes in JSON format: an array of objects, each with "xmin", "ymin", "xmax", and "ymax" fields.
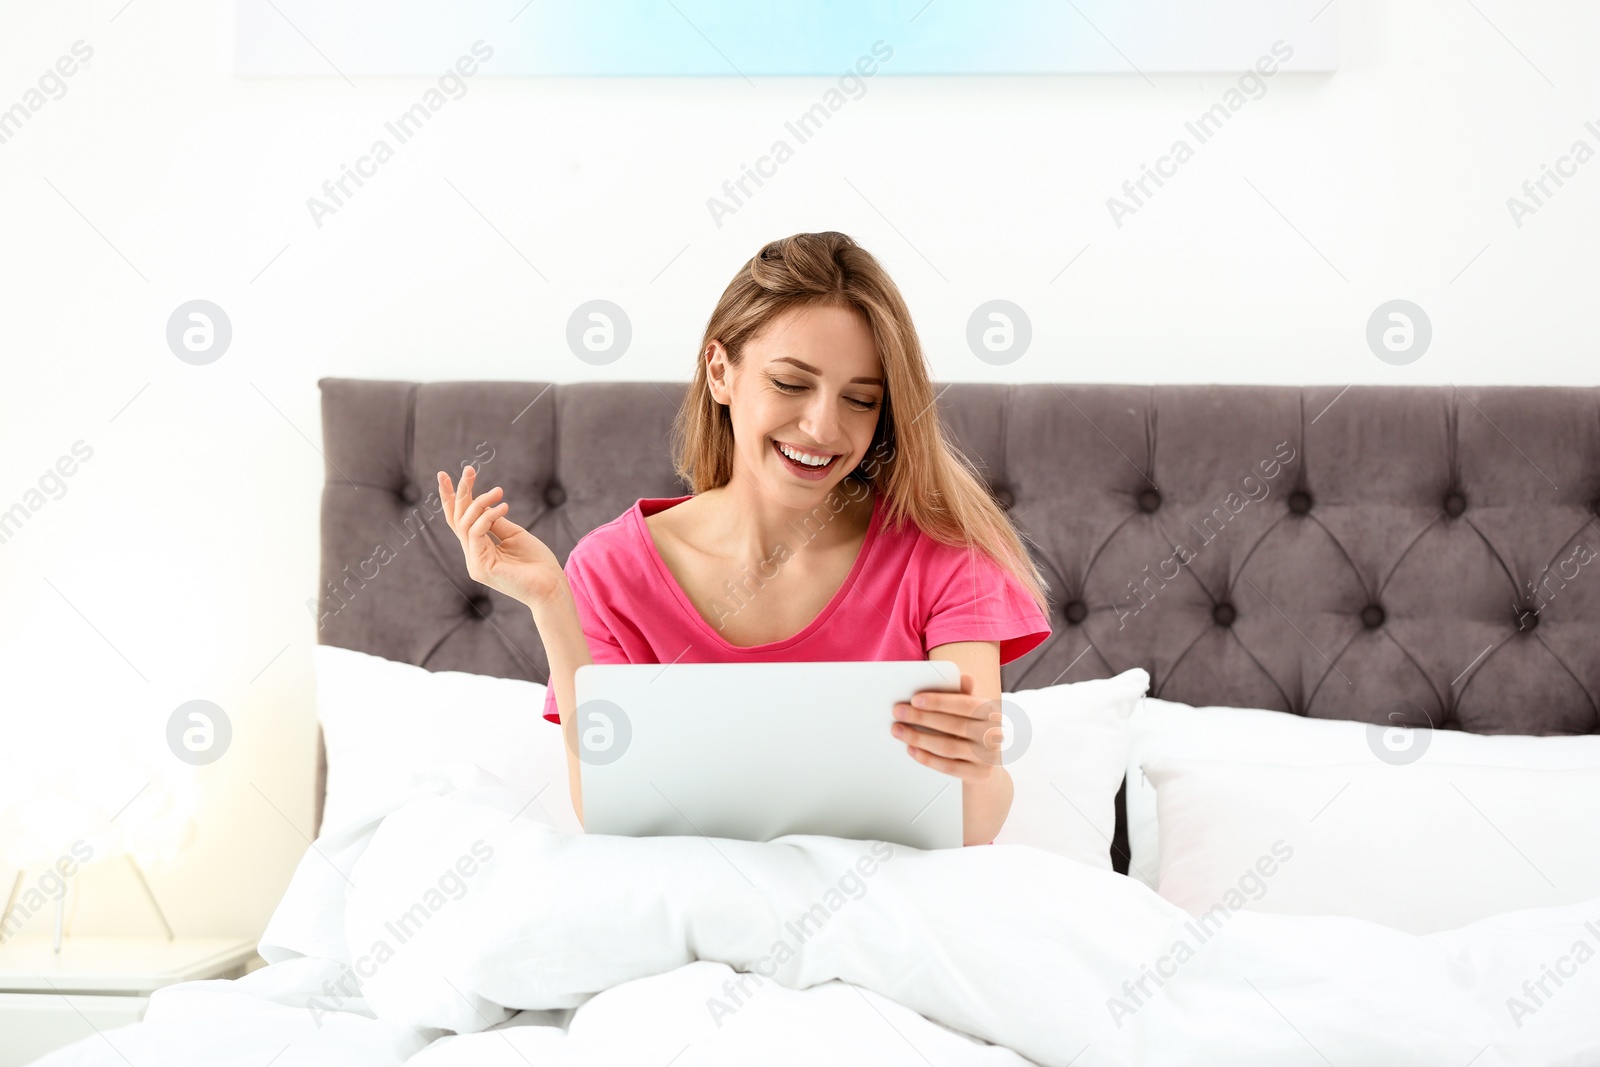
[{"xmin": 30, "ymin": 379, "xmax": 1600, "ymax": 1066}]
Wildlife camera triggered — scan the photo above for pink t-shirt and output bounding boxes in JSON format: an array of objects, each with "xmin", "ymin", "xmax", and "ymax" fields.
[{"xmin": 541, "ymin": 491, "xmax": 1052, "ymax": 724}]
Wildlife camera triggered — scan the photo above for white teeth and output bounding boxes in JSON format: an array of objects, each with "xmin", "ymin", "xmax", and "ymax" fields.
[{"xmin": 778, "ymin": 443, "xmax": 832, "ymax": 467}]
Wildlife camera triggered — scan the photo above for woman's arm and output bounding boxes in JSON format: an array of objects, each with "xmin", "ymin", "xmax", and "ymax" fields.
[
  {"xmin": 530, "ymin": 575, "xmax": 593, "ymax": 824},
  {"xmin": 923, "ymin": 640, "xmax": 1014, "ymax": 845},
  {"xmin": 437, "ymin": 466, "xmax": 591, "ymax": 824}
]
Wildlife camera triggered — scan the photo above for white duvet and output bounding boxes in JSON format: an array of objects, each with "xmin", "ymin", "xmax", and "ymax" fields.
[{"xmin": 29, "ymin": 767, "xmax": 1600, "ymax": 1067}]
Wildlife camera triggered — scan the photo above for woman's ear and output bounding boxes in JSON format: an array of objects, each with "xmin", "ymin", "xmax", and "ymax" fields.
[{"xmin": 705, "ymin": 341, "xmax": 733, "ymax": 405}]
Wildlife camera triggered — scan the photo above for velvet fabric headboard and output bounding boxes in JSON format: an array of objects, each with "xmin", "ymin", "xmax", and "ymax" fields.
[{"xmin": 313, "ymin": 379, "xmax": 1600, "ymax": 861}]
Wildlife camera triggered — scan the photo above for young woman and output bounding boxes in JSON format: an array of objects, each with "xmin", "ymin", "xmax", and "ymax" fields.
[{"xmin": 438, "ymin": 231, "xmax": 1052, "ymax": 845}]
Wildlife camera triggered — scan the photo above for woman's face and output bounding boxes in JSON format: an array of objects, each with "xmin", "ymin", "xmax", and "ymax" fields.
[{"xmin": 707, "ymin": 303, "xmax": 886, "ymax": 504}]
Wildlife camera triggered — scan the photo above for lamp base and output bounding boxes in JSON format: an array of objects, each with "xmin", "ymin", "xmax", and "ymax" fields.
[
  {"xmin": 2, "ymin": 871, "xmax": 21, "ymax": 938},
  {"xmin": 46, "ymin": 857, "xmax": 174, "ymax": 954},
  {"xmin": 121, "ymin": 856, "xmax": 175, "ymax": 944}
]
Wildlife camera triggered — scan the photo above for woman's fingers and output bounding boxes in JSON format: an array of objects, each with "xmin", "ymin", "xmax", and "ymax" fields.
[
  {"xmin": 437, "ymin": 471, "xmax": 456, "ymax": 529},
  {"xmin": 467, "ymin": 501, "xmax": 510, "ymax": 557},
  {"xmin": 894, "ymin": 706, "xmax": 988, "ymax": 741},
  {"xmin": 906, "ymin": 746, "xmax": 976, "ymax": 780},
  {"xmin": 895, "ymin": 721, "xmax": 977, "ymax": 762},
  {"xmin": 458, "ymin": 484, "xmax": 503, "ymax": 536},
  {"xmin": 487, "ymin": 510, "xmax": 529, "ymax": 542},
  {"xmin": 455, "ymin": 465, "xmax": 478, "ymax": 527}
]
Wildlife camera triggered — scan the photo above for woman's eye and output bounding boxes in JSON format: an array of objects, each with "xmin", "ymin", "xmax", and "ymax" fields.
[{"xmin": 770, "ymin": 377, "xmax": 878, "ymax": 410}]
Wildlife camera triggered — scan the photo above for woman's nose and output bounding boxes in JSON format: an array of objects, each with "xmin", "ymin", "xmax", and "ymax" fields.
[{"xmin": 798, "ymin": 396, "xmax": 841, "ymax": 445}]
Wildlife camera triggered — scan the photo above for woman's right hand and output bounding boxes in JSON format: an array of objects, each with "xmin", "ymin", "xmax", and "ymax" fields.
[{"xmin": 438, "ymin": 465, "xmax": 565, "ymax": 609}]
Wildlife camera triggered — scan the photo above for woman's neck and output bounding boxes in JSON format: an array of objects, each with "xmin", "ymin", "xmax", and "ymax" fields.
[{"xmin": 692, "ymin": 477, "xmax": 875, "ymax": 565}]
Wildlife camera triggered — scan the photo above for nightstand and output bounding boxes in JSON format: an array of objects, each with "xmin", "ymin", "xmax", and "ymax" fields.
[{"xmin": 0, "ymin": 936, "xmax": 261, "ymax": 1066}]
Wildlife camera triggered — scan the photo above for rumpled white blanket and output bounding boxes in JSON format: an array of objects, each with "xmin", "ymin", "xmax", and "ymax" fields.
[{"xmin": 29, "ymin": 767, "xmax": 1600, "ymax": 1066}]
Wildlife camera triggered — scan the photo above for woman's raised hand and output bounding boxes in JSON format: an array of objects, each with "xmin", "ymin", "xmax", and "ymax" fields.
[{"xmin": 438, "ymin": 465, "xmax": 565, "ymax": 609}]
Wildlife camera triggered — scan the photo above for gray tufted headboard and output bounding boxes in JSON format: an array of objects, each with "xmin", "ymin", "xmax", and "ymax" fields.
[{"xmin": 313, "ymin": 379, "xmax": 1600, "ymax": 863}]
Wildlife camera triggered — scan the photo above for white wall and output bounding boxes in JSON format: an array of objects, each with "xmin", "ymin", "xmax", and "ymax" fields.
[{"xmin": 1, "ymin": 0, "xmax": 1596, "ymax": 938}]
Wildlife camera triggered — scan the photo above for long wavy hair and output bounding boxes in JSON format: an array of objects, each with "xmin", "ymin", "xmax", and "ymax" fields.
[{"xmin": 669, "ymin": 230, "xmax": 1051, "ymax": 618}]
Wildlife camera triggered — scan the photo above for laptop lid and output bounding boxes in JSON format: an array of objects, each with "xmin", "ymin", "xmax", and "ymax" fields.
[{"xmin": 574, "ymin": 660, "xmax": 965, "ymax": 850}]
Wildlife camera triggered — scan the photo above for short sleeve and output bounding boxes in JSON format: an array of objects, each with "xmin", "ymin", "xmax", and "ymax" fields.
[
  {"xmin": 921, "ymin": 543, "xmax": 1052, "ymax": 665},
  {"xmin": 542, "ymin": 550, "xmax": 629, "ymax": 724}
]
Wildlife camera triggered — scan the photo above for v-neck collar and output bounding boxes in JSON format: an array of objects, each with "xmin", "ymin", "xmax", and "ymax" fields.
[{"xmin": 630, "ymin": 490, "xmax": 884, "ymax": 653}]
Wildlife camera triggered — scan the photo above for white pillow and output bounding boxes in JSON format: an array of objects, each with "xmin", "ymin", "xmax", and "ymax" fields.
[
  {"xmin": 1145, "ymin": 757, "xmax": 1600, "ymax": 934},
  {"xmin": 1127, "ymin": 698, "xmax": 1600, "ymax": 889},
  {"xmin": 991, "ymin": 668, "xmax": 1149, "ymax": 868},
  {"xmin": 312, "ymin": 647, "xmax": 1143, "ymax": 861},
  {"xmin": 312, "ymin": 645, "xmax": 580, "ymax": 837}
]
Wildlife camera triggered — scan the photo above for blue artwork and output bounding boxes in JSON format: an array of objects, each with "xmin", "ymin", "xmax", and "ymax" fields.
[{"xmin": 233, "ymin": 0, "xmax": 1337, "ymax": 78}]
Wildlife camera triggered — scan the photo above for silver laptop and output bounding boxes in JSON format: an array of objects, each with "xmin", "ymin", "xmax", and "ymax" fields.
[{"xmin": 573, "ymin": 660, "xmax": 965, "ymax": 850}]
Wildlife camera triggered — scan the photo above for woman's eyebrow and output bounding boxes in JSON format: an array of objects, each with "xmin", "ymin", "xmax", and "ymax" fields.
[{"xmin": 771, "ymin": 355, "xmax": 884, "ymax": 386}]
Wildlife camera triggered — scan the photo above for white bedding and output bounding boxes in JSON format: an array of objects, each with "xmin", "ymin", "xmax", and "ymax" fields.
[{"xmin": 30, "ymin": 766, "xmax": 1600, "ymax": 1067}]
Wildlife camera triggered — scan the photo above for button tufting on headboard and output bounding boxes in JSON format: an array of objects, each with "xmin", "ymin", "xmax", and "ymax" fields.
[{"xmin": 313, "ymin": 379, "xmax": 1600, "ymax": 794}]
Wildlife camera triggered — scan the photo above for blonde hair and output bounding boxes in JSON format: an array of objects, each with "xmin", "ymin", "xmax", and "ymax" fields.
[{"xmin": 669, "ymin": 230, "xmax": 1051, "ymax": 618}]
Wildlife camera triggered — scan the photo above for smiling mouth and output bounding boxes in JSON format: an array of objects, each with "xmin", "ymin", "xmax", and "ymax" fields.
[{"xmin": 772, "ymin": 439, "xmax": 840, "ymax": 476}]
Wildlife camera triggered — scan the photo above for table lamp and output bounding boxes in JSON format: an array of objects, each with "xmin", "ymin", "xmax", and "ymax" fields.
[{"xmin": 1, "ymin": 748, "xmax": 197, "ymax": 952}]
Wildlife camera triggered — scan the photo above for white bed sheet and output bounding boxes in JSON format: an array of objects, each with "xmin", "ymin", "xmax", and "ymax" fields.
[{"xmin": 26, "ymin": 765, "xmax": 1600, "ymax": 1067}]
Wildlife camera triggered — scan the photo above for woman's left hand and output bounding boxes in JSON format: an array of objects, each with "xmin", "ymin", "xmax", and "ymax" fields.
[{"xmin": 891, "ymin": 672, "xmax": 1003, "ymax": 782}]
